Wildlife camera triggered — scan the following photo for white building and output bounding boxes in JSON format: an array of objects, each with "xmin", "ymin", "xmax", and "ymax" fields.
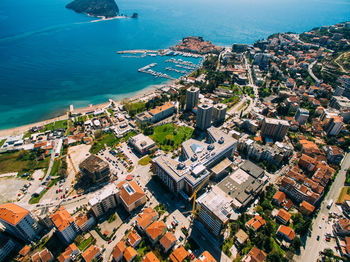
[
  {"xmin": 89, "ymin": 184, "xmax": 119, "ymax": 217},
  {"xmin": 0, "ymin": 203, "xmax": 41, "ymax": 242},
  {"xmin": 128, "ymin": 134, "xmax": 156, "ymax": 155},
  {"xmin": 196, "ymin": 103, "xmax": 213, "ymax": 130}
]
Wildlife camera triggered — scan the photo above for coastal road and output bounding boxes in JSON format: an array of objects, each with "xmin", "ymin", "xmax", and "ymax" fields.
[
  {"xmin": 296, "ymin": 153, "xmax": 350, "ymax": 262},
  {"xmin": 241, "ymin": 55, "xmax": 259, "ymax": 116},
  {"xmin": 308, "ymin": 60, "xmax": 321, "ymax": 84}
]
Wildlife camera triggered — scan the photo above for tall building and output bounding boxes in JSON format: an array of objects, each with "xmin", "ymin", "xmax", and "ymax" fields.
[
  {"xmin": 185, "ymin": 87, "xmax": 199, "ymax": 111},
  {"xmin": 89, "ymin": 184, "xmax": 119, "ymax": 217},
  {"xmin": 0, "ymin": 203, "xmax": 41, "ymax": 242},
  {"xmin": 212, "ymin": 103, "xmax": 227, "ymax": 123},
  {"xmin": 0, "ymin": 235, "xmax": 16, "ymax": 262},
  {"xmin": 196, "ymin": 103, "xmax": 213, "ymax": 130},
  {"xmin": 50, "ymin": 207, "xmax": 79, "ymax": 244},
  {"xmin": 260, "ymin": 118, "xmax": 290, "ymax": 141},
  {"xmin": 196, "ymin": 162, "xmax": 265, "ymax": 237},
  {"xmin": 324, "ymin": 116, "xmax": 344, "ymax": 136},
  {"xmin": 294, "ymin": 108, "xmax": 309, "ymax": 125}
]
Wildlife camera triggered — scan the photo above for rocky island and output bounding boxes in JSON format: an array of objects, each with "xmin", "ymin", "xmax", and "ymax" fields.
[{"xmin": 66, "ymin": 0, "xmax": 119, "ymax": 18}]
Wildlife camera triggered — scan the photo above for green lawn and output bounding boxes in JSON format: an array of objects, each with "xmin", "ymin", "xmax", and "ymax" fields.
[
  {"xmin": 41, "ymin": 120, "xmax": 68, "ymax": 132},
  {"xmin": 138, "ymin": 155, "xmax": 151, "ymax": 166},
  {"xmin": 50, "ymin": 159, "xmax": 60, "ymax": 176},
  {"xmin": 90, "ymin": 131, "xmax": 137, "ymax": 154},
  {"xmin": 0, "ymin": 139, "xmax": 6, "ymax": 147},
  {"xmin": 123, "ymin": 101, "xmax": 147, "ymax": 117},
  {"xmin": 90, "ymin": 132, "xmax": 119, "ymax": 154},
  {"xmin": 150, "ymin": 124, "xmax": 193, "ymax": 152},
  {"xmin": 76, "ymin": 235, "xmax": 94, "ymax": 251},
  {"xmin": 0, "ymin": 151, "xmax": 50, "ymax": 174}
]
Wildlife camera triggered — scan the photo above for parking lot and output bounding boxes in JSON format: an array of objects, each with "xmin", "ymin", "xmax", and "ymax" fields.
[{"xmin": 164, "ymin": 209, "xmax": 191, "ymax": 245}]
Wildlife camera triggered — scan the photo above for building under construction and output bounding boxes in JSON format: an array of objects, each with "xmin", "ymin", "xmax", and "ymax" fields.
[{"xmin": 79, "ymin": 155, "xmax": 110, "ymax": 184}]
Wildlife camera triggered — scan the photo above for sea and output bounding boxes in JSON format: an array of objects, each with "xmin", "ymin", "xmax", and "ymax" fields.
[{"xmin": 0, "ymin": 0, "xmax": 349, "ymax": 130}]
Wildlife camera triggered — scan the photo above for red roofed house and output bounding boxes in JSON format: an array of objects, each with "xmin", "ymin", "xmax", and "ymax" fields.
[
  {"xmin": 159, "ymin": 232, "xmax": 177, "ymax": 253},
  {"xmin": 128, "ymin": 230, "xmax": 142, "ymax": 248},
  {"xmin": 194, "ymin": 251, "xmax": 217, "ymax": 262},
  {"xmin": 82, "ymin": 245, "xmax": 101, "ymax": 262},
  {"xmin": 31, "ymin": 248, "xmax": 54, "ymax": 262},
  {"xmin": 334, "ymin": 218, "xmax": 350, "ymax": 236},
  {"xmin": 145, "ymin": 221, "xmax": 166, "ymax": 245},
  {"xmin": 272, "ymin": 191, "xmax": 286, "ymax": 206},
  {"xmin": 117, "ymin": 181, "xmax": 147, "ymax": 213},
  {"xmin": 299, "ymin": 201, "xmax": 315, "ymax": 215},
  {"xmin": 50, "ymin": 207, "xmax": 79, "ymax": 244},
  {"xmin": 136, "ymin": 207, "xmax": 158, "ymax": 232},
  {"xmin": 112, "ymin": 241, "xmax": 126, "ymax": 262},
  {"xmin": 245, "ymin": 215, "xmax": 266, "ymax": 231},
  {"xmin": 123, "ymin": 246, "xmax": 138, "ymax": 262},
  {"xmin": 0, "ymin": 203, "xmax": 41, "ymax": 242},
  {"xmin": 276, "ymin": 209, "xmax": 292, "ymax": 225},
  {"xmin": 58, "ymin": 243, "xmax": 80, "ymax": 262},
  {"xmin": 143, "ymin": 251, "xmax": 160, "ymax": 262},
  {"xmin": 169, "ymin": 245, "xmax": 189, "ymax": 262},
  {"xmin": 277, "ymin": 225, "xmax": 295, "ymax": 242},
  {"xmin": 18, "ymin": 245, "xmax": 31, "ymax": 258},
  {"xmin": 242, "ymin": 246, "xmax": 267, "ymax": 262}
]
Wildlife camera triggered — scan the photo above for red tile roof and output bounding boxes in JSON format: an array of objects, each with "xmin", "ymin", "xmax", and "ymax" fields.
[
  {"xmin": 50, "ymin": 207, "xmax": 74, "ymax": 232},
  {"xmin": 169, "ymin": 245, "xmax": 189, "ymax": 262},
  {"xmin": 159, "ymin": 232, "xmax": 176, "ymax": 249},
  {"xmin": 277, "ymin": 209, "xmax": 292, "ymax": 223},
  {"xmin": 0, "ymin": 203, "xmax": 29, "ymax": 225},
  {"xmin": 143, "ymin": 251, "xmax": 160, "ymax": 262}
]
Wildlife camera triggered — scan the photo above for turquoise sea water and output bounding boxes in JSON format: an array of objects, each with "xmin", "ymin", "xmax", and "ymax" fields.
[{"xmin": 0, "ymin": 0, "xmax": 349, "ymax": 130}]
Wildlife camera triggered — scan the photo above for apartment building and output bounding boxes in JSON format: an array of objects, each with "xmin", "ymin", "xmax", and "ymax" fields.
[
  {"xmin": 294, "ymin": 108, "xmax": 309, "ymax": 125},
  {"xmin": 89, "ymin": 183, "xmax": 119, "ymax": 217},
  {"xmin": 0, "ymin": 203, "xmax": 41, "ymax": 242},
  {"xmin": 260, "ymin": 117, "xmax": 290, "ymax": 141},
  {"xmin": 196, "ymin": 162, "xmax": 265, "ymax": 237},
  {"xmin": 0, "ymin": 235, "xmax": 15, "ymax": 262},
  {"xmin": 212, "ymin": 103, "xmax": 227, "ymax": 123},
  {"xmin": 185, "ymin": 87, "xmax": 199, "ymax": 111},
  {"xmin": 196, "ymin": 103, "xmax": 213, "ymax": 130},
  {"xmin": 50, "ymin": 207, "xmax": 79, "ymax": 244}
]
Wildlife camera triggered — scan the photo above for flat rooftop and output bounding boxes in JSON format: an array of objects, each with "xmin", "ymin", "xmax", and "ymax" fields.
[
  {"xmin": 264, "ymin": 117, "xmax": 290, "ymax": 126},
  {"xmin": 129, "ymin": 133, "xmax": 155, "ymax": 149}
]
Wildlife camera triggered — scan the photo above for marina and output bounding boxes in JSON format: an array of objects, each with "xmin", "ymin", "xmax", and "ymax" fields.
[
  {"xmin": 165, "ymin": 58, "xmax": 198, "ymax": 67},
  {"xmin": 165, "ymin": 67, "xmax": 187, "ymax": 74}
]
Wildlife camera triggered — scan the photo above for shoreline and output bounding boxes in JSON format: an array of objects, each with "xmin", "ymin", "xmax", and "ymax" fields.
[{"xmin": 0, "ymin": 80, "xmax": 173, "ymax": 138}]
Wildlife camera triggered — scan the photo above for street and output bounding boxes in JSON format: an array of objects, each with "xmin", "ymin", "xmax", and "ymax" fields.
[{"xmin": 296, "ymin": 153, "xmax": 350, "ymax": 262}]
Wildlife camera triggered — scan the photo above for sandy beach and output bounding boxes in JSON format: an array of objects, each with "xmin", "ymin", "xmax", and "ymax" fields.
[{"xmin": 0, "ymin": 81, "xmax": 172, "ymax": 138}]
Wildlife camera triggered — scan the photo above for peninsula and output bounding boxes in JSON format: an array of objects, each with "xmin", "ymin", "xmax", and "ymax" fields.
[{"xmin": 66, "ymin": 0, "xmax": 119, "ymax": 18}]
